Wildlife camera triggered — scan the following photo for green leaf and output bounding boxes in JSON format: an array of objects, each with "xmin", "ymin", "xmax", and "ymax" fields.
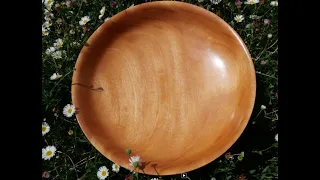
[
  {"xmin": 262, "ymin": 166, "xmax": 269, "ymax": 173},
  {"xmin": 249, "ymin": 169, "xmax": 256, "ymax": 174},
  {"xmin": 240, "ymin": 151, "xmax": 244, "ymax": 157},
  {"xmin": 227, "ymin": 175, "xmax": 233, "ymax": 180},
  {"xmin": 238, "ymin": 151, "xmax": 244, "ymax": 161},
  {"xmin": 78, "ymin": 139, "xmax": 87, "ymax": 143},
  {"xmin": 260, "ymin": 174, "xmax": 266, "ymax": 180}
]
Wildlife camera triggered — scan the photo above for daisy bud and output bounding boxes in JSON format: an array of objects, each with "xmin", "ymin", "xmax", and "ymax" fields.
[
  {"xmin": 42, "ymin": 171, "xmax": 50, "ymax": 178},
  {"xmin": 235, "ymin": 0, "xmax": 242, "ymax": 6},
  {"xmin": 133, "ymin": 161, "xmax": 138, "ymax": 168},
  {"xmin": 126, "ymin": 148, "xmax": 131, "ymax": 155}
]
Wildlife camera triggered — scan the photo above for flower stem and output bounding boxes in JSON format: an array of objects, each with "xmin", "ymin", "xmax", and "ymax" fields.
[
  {"xmin": 57, "ymin": 151, "xmax": 79, "ymax": 179},
  {"xmin": 252, "ymin": 110, "xmax": 262, "ymax": 121},
  {"xmin": 260, "ymin": 144, "xmax": 276, "ymax": 152}
]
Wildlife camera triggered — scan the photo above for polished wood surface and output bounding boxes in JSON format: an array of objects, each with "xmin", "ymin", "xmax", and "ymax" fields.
[{"xmin": 71, "ymin": 1, "xmax": 256, "ymax": 175}]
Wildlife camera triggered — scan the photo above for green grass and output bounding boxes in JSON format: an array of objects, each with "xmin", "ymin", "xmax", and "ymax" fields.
[{"xmin": 42, "ymin": 0, "xmax": 278, "ymax": 179}]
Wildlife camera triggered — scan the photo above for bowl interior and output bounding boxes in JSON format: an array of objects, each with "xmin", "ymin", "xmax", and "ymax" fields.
[{"xmin": 72, "ymin": 1, "xmax": 256, "ymax": 175}]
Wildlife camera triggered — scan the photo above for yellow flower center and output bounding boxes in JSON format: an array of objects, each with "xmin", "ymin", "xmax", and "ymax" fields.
[
  {"xmin": 102, "ymin": 171, "xmax": 106, "ymax": 176},
  {"xmin": 115, "ymin": 165, "xmax": 118, "ymax": 169},
  {"xmin": 83, "ymin": 20, "xmax": 88, "ymax": 23},
  {"xmin": 275, "ymin": 2, "xmax": 278, "ymax": 6},
  {"xmin": 68, "ymin": 108, "xmax": 72, "ymax": 114},
  {"xmin": 42, "ymin": 126, "xmax": 46, "ymax": 132},
  {"xmin": 48, "ymin": 0, "xmax": 52, "ymax": 4},
  {"xmin": 237, "ymin": 17, "xmax": 241, "ymax": 21},
  {"xmin": 58, "ymin": 42, "xmax": 62, "ymax": 47},
  {"xmin": 46, "ymin": 151, "xmax": 52, "ymax": 156}
]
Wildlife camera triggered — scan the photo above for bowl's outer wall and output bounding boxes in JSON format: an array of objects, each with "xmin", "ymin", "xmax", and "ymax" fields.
[{"xmin": 71, "ymin": 1, "xmax": 256, "ymax": 176}]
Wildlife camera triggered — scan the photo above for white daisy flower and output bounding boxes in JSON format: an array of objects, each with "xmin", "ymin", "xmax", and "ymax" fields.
[
  {"xmin": 129, "ymin": 155, "xmax": 142, "ymax": 168},
  {"xmin": 43, "ymin": 21, "xmax": 52, "ymax": 28},
  {"xmin": 267, "ymin": 34, "xmax": 272, "ymax": 38},
  {"xmin": 260, "ymin": 105, "xmax": 266, "ymax": 110},
  {"xmin": 79, "ymin": 16, "xmax": 90, "ymax": 26},
  {"xmin": 63, "ymin": 104, "xmax": 75, "ymax": 117},
  {"xmin": 99, "ymin": 6, "xmax": 106, "ymax": 19},
  {"xmin": 65, "ymin": 0, "xmax": 71, "ymax": 7},
  {"xmin": 42, "ymin": 122, "xmax": 50, "ymax": 136},
  {"xmin": 104, "ymin": 17, "xmax": 110, "ymax": 22},
  {"xmin": 69, "ymin": 29, "xmax": 75, "ymax": 34},
  {"xmin": 46, "ymin": 4, "xmax": 53, "ymax": 10},
  {"xmin": 52, "ymin": 51, "xmax": 62, "ymax": 59},
  {"xmin": 42, "ymin": 146, "xmax": 57, "ymax": 160},
  {"xmin": 210, "ymin": 0, "xmax": 222, "ymax": 4},
  {"xmin": 45, "ymin": 47, "xmax": 55, "ymax": 55},
  {"xmin": 55, "ymin": 3, "xmax": 61, "ymax": 9},
  {"xmin": 54, "ymin": 38, "xmax": 63, "ymax": 48},
  {"xmin": 270, "ymin": 1, "xmax": 278, "ymax": 6},
  {"xmin": 68, "ymin": 129, "xmax": 73, "ymax": 135},
  {"xmin": 71, "ymin": 41, "xmax": 80, "ymax": 47},
  {"xmin": 42, "ymin": 0, "xmax": 44, "ymax": 3},
  {"xmin": 151, "ymin": 178, "xmax": 159, "ymax": 180},
  {"xmin": 97, "ymin": 166, "xmax": 109, "ymax": 180},
  {"xmin": 44, "ymin": 16, "xmax": 51, "ymax": 21},
  {"xmin": 244, "ymin": 0, "xmax": 259, "ymax": 5},
  {"xmin": 275, "ymin": 134, "xmax": 278, "ymax": 142},
  {"xmin": 44, "ymin": 9, "xmax": 50, "ymax": 16},
  {"xmin": 112, "ymin": 163, "xmax": 120, "ymax": 173},
  {"xmin": 50, "ymin": 73, "xmax": 62, "ymax": 80},
  {"xmin": 249, "ymin": 15, "xmax": 261, "ymax": 20},
  {"xmin": 44, "ymin": 13, "xmax": 54, "ymax": 21},
  {"xmin": 234, "ymin": 15, "xmax": 244, "ymax": 23},
  {"xmin": 44, "ymin": 0, "xmax": 54, "ymax": 10},
  {"xmin": 56, "ymin": 18, "xmax": 63, "ymax": 25},
  {"xmin": 44, "ymin": 0, "xmax": 54, "ymax": 6},
  {"xmin": 42, "ymin": 27, "xmax": 50, "ymax": 36}
]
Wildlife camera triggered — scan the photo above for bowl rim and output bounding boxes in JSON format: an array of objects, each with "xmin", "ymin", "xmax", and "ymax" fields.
[{"xmin": 72, "ymin": 0, "xmax": 256, "ymax": 175}]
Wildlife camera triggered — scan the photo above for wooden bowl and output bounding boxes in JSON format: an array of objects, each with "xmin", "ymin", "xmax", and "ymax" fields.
[{"xmin": 71, "ymin": 1, "xmax": 256, "ymax": 176}]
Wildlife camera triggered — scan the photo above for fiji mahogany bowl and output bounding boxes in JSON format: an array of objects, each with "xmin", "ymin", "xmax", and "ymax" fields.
[{"xmin": 71, "ymin": 1, "xmax": 256, "ymax": 175}]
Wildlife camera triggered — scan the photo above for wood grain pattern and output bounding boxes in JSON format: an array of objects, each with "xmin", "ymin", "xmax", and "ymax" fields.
[{"xmin": 71, "ymin": 1, "xmax": 256, "ymax": 175}]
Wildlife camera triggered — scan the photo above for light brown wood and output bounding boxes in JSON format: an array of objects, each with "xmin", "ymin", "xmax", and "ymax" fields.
[{"xmin": 71, "ymin": 1, "xmax": 256, "ymax": 175}]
